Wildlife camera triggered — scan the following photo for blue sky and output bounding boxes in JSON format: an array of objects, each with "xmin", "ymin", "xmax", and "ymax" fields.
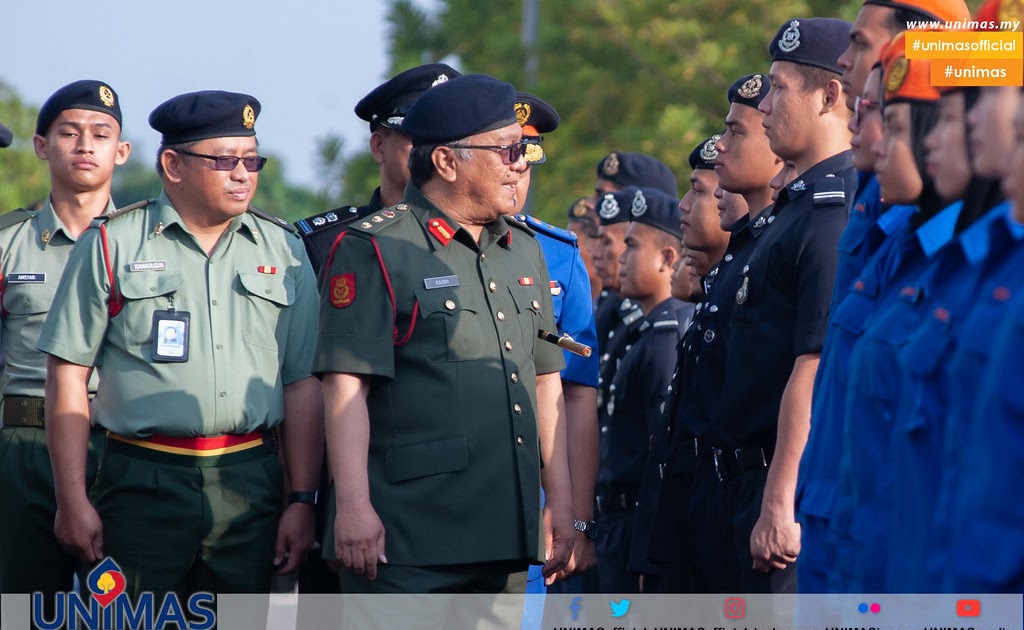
[{"xmin": 0, "ymin": 0, "xmax": 399, "ymax": 189}]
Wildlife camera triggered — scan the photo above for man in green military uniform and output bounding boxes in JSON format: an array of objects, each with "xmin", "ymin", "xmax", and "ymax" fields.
[
  {"xmin": 317, "ymin": 74, "xmax": 574, "ymax": 603},
  {"xmin": 0, "ymin": 80, "xmax": 130, "ymax": 601},
  {"xmin": 38, "ymin": 90, "xmax": 323, "ymax": 596}
]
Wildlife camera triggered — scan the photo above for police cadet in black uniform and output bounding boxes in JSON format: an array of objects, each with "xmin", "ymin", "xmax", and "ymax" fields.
[
  {"xmin": 295, "ymin": 63, "xmax": 460, "ymax": 273},
  {"xmin": 595, "ymin": 187, "xmax": 690, "ymax": 593},
  {"xmin": 693, "ymin": 18, "xmax": 855, "ymax": 593}
]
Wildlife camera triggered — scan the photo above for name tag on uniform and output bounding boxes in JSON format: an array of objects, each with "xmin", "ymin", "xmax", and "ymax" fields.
[
  {"xmin": 423, "ymin": 275, "xmax": 459, "ymax": 289},
  {"xmin": 129, "ymin": 260, "xmax": 167, "ymax": 272},
  {"xmin": 6, "ymin": 273, "xmax": 45, "ymax": 283}
]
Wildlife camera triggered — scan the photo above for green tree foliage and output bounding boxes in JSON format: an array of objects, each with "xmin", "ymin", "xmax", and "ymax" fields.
[
  {"xmin": 331, "ymin": 0, "xmax": 864, "ymax": 224},
  {"xmin": 0, "ymin": 79, "xmax": 49, "ymax": 213}
]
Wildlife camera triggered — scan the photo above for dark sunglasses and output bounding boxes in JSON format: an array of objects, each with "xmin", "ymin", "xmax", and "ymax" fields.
[
  {"xmin": 445, "ymin": 141, "xmax": 527, "ymax": 165},
  {"xmin": 174, "ymin": 149, "xmax": 268, "ymax": 172}
]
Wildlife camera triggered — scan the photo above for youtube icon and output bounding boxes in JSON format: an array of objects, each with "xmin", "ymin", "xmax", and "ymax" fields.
[{"xmin": 956, "ymin": 599, "xmax": 981, "ymax": 617}]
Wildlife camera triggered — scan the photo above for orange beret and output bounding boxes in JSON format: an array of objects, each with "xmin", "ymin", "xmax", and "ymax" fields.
[
  {"xmin": 880, "ymin": 32, "xmax": 942, "ymax": 104},
  {"xmin": 973, "ymin": 0, "xmax": 1024, "ymax": 31}
]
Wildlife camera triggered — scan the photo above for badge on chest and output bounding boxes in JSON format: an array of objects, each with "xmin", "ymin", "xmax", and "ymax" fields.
[{"xmin": 151, "ymin": 306, "xmax": 190, "ymax": 363}]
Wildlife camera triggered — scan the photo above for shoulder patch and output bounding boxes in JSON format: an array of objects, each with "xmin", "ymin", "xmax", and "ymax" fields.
[
  {"xmin": 348, "ymin": 206, "xmax": 409, "ymax": 235},
  {"xmin": 504, "ymin": 214, "xmax": 537, "ymax": 237},
  {"xmin": 812, "ymin": 178, "xmax": 847, "ymax": 207},
  {"xmin": 294, "ymin": 206, "xmax": 362, "ymax": 235},
  {"xmin": 247, "ymin": 206, "xmax": 298, "ymax": 234},
  {"xmin": 513, "ymin": 214, "xmax": 577, "ymax": 245},
  {"xmin": 0, "ymin": 207, "xmax": 35, "ymax": 231},
  {"xmin": 91, "ymin": 199, "xmax": 152, "ymax": 227}
]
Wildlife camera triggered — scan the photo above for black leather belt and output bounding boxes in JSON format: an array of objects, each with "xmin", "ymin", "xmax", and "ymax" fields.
[
  {"xmin": 2, "ymin": 396, "xmax": 44, "ymax": 428},
  {"xmin": 690, "ymin": 436, "xmax": 773, "ymax": 482},
  {"xmin": 595, "ymin": 484, "xmax": 640, "ymax": 515}
]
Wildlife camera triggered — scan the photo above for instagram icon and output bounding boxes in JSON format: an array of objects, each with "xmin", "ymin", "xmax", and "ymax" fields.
[{"xmin": 724, "ymin": 597, "xmax": 746, "ymax": 619}]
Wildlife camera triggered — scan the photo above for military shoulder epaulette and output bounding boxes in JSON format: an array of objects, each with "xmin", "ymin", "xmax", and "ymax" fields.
[
  {"xmin": 247, "ymin": 206, "xmax": 298, "ymax": 234},
  {"xmin": 294, "ymin": 206, "xmax": 361, "ymax": 235},
  {"xmin": 0, "ymin": 207, "xmax": 35, "ymax": 231},
  {"xmin": 512, "ymin": 214, "xmax": 577, "ymax": 245},
  {"xmin": 90, "ymin": 198, "xmax": 153, "ymax": 226},
  {"xmin": 348, "ymin": 203, "xmax": 410, "ymax": 235},
  {"xmin": 812, "ymin": 176, "xmax": 847, "ymax": 207}
]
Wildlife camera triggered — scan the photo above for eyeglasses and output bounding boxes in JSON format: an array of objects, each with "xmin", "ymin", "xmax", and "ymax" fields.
[
  {"xmin": 174, "ymin": 149, "xmax": 268, "ymax": 172},
  {"xmin": 445, "ymin": 141, "xmax": 527, "ymax": 165},
  {"xmin": 853, "ymin": 96, "xmax": 880, "ymax": 130}
]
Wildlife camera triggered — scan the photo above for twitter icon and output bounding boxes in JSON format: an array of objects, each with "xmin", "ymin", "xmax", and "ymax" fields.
[{"xmin": 609, "ymin": 599, "xmax": 631, "ymax": 618}]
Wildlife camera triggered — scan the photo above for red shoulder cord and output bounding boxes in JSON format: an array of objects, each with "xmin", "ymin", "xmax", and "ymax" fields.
[{"xmin": 99, "ymin": 224, "xmax": 123, "ymax": 317}]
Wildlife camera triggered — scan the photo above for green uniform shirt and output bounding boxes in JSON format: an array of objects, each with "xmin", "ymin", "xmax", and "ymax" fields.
[
  {"xmin": 37, "ymin": 191, "xmax": 318, "ymax": 437},
  {"xmin": 0, "ymin": 198, "xmax": 113, "ymax": 397},
  {"xmin": 315, "ymin": 184, "xmax": 564, "ymax": 567}
]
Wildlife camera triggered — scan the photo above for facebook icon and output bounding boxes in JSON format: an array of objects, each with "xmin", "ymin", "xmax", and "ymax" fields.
[{"xmin": 570, "ymin": 597, "xmax": 583, "ymax": 620}]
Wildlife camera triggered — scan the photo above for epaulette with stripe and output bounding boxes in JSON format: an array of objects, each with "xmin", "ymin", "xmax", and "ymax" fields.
[
  {"xmin": 294, "ymin": 206, "xmax": 361, "ymax": 235},
  {"xmin": 812, "ymin": 175, "xmax": 848, "ymax": 207},
  {"xmin": 247, "ymin": 206, "xmax": 298, "ymax": 234},
  {"xmin": 0, "ymin": 207, "xmax": 34, "ymax": 231},
  {"xmin": 348, "ymin": 203, "xmax": 410, "ymax": 235},
  {"xmin": 90, "ymin": 198, "xmax": 152, "ymax": 227},
  {"xmin": 512, "ymin": 214, "xmax": 577, "ymax": 245}
]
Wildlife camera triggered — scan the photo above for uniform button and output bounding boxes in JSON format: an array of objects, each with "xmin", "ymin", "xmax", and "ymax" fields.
[
  {"xmin": 510, "ymin": 372, "xmax": 518, "ymax": 383},
  {"xmin": 265, "ymin": 289, "xmax": 272, "ymax": 294},
  {"xmin": 219, "ymin": 391, "xmax": 227, "ymax": 398},
  {"xmin": 724, "ymin": 254, "xmax": 733, "ymax": 262},
  {"xmin": 480, "ymin": 254, "xmax": 487, "ymax": 262},
  {"xmin": 531, "ymin": 300, "xmax": 540, "ymax": 310},
  {"xmin": 212, "ymin": 300, "xmax": 218, "ymax": 306},
  {"xmin": 601, "ymin": 426, "xmax": 608, "ymax": 434},
  {"xmin": 608, "ymin": 330, "xmax": 616, "ymax": 339},
  {"xmin": 445, "ymin": 299, "xmax": 456, "ymax": 310},
  {"xmin": 216, "ymin": 344, "xmax": 223, "ymax": 350},
  {"xmin": 516, "ymin": 436, "xmax": 524, "ymax": 446},
  {"xmin": 504, "ymin": 341, "xmax": 513, "ymax": 351},
  {"xmin": 489, "ymin": 281, "xmax": 497, "ymax": 292},
  {"xmin": 497, "ymin": 311, "xmax": 505, "ymax": 321},
  {"xmin": 149, "ymin": 286, "xmax": 156, "ymax": 291},
  {"xmin": 514, "ymin": 404, "xmax": 522, "ymax": 414}
]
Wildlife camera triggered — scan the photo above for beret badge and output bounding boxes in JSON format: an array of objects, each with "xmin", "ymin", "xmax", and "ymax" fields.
[
  {"xmin": 778, "ymin": 20, "xmax": 801, "ymax": 53},
  {"xmin": 602, "ymin": 152, "xmax": 620, "ymax": 176},
  {"xmin": 700, "ymin": 135, "xmax": 721, "ymax": 162},
  {"xmin": 98, "ymin": 86, "xmax": 115, "ymax": 108},
  {"xmin": 599, "ymin": 193, "xmax": 620, "ymax": 219},
  {"xmin": 242, "ymin": 104, "xmax": 256, "ymax": 130},
  {"xmin": 738, "ymin": 74, "xmax": 763, "ymax": 100}
]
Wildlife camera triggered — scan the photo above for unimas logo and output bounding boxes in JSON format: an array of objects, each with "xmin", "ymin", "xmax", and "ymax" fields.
[{"xmin": 32, "ymin": 557, "xmax": 215, "ymax": 630}]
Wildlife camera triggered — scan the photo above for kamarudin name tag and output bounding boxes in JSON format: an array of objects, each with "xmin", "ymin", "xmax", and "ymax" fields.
[
  {"xmin": 6, "ymin": 273, "xmax": 45, "ymax": 283},
  {"xmin": 423, "ymin": 275, "xmax": 459, "ymax": 289},
  {"xmin": 129, "ymin": 260, "xmax": 167, "ymax": 272}
]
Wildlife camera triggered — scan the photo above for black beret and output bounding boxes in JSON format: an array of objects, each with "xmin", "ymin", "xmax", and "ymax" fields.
[
  {"xmin": 625, "ymin": 187, "xmax": 683, "ymax": 239},
  {"xmin": 401, "ymin": 74, "xmax": 518, "ymax": 146},
  {"xmin": 769, "ymin": 17, "xmax": 851, "ymax": 75},
  {"xmin": 150, "ymin": 91, "xmax": 261, "ymax": 145},
  {"xmin": 595, "ymin": 151, "xmax": 678, "ymax": 196},
  {"xmin": 354, "ymin": 63, "xmax": 461, "ymax": 131},
  {"xmin": 515, "ymin": 91, "xmax": 560, "ymax": 164},
  {"xmin": 688, "ymin": 133, "xmax": 722, "ymax": 171},
  {"xmin": 0, "ymin": 123, "xmax": 11, "ymax": 149},
  {"xmin": 728, "ymin": 73, "xmax": 771, "ymax": 109},
  {"xmin": 599, "ymin": 186, "xmax": 678, "ymax": 232},
  {"xmin": 36, "ymin": 80, "xmax": 122, "ymax": 136}
]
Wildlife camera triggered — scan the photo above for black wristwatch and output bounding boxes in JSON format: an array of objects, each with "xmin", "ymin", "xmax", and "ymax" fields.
[
  {"xmin": 288, "ymin": 490, "xmax": 320, "ymax": 507},
  {"xmin": 573, "ymin": 519, "xmax": 598, "ymax": 542}
]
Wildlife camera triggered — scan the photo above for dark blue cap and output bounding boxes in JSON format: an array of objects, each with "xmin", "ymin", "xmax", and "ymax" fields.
[
  {"xmin": 769, "ymin": 17, "xmax": 851, "ymax": 75},
  {"xmin": 401, "ymin": 74, "xmax": 518, "ymax": 146},
  {"xmin": 149, "ymin": 90, "xmax": 261, "ymax": 145},
  {"xmin": 567, "ymin": 196, "xmax": 593, "ymax": 222},
  {"xmin": 36, "ymin": 80, "xmax": 122, "ymax": 136},
  {"xmin": 688, "ymin": 133, "xmax": 722, "ymax": 171},
  {"xmin": 624, "ymin": 187, "xmax": 682, "ymax": 239},
  {"xmin": 728, "ymin": 73, "xmax": 771, "ymax": 109},
  {"xmin": 355, "ymin": 63, "xmax": 461, "ymax": 131},
  {"xmin": 515, "ymin": 91, "xmax": 559, "ymax": 164},
  {"xmin": 0, "ymin": 123, "xmax": 11, "ymax": 148},
  {"xmin": 595, "ymin": 151, "xmax": 677, "ymax": 196}
]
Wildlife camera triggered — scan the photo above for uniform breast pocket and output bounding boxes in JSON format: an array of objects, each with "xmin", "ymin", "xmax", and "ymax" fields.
[
  {"xmin": 116, "ymin": 271, "xmax": 184, "ymax": 348},
  {"xmin": 2, "ymin": 281, "xmax": 56, "ymax": 316},
  {"xmin": 413, "ymin": 288, "xmax": 487, "ymax": 362},
  {"xmin": 508, "ymin": 285, "xmax": 542, "ymax": 350},
  {"xmin": 237, "ymin": 272, "xmax": 296, "ymax": 351}
]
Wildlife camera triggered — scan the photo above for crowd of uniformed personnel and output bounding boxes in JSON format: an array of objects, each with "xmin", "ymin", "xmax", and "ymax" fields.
[{"xmin": 0, "ymin": 0, "xmax": 1021, "ymax": 622}]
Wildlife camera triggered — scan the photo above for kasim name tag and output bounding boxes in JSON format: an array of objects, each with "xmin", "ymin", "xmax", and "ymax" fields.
[
  {"xmin": 423, "ymin": 275, "xmax": 459, "ymax": 289},
  {"xmin": 128, "ymin": 260, "xmax": 167, "ymax": 272},
  {"xmin": 6, "ymin": 273, "xmax": 45, "ymax": 283}
]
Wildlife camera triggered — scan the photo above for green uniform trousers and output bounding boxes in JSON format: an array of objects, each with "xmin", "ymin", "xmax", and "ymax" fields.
[{"xmin": 89, "ymin": 437, "xmax": 283, "ymax": 598}]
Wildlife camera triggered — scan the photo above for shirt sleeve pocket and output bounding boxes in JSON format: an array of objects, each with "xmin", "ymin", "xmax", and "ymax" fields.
[{"xmin": 385, "ymin": 436, "xmax": 470, "ymax": 483}]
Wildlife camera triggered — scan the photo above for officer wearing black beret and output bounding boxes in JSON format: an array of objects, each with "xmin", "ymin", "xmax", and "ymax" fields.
[
  {"xmin": 688, "ymin": 16, "xmax": 855, "ymax": 592},
  {"xmin": 0, "ymin": 123, "xmax": 12, "ymax": 148},
  {"xmin": 294, "ymin": 63, "xmax": 461, "ymax": 272},
  {"xmin": 41, "ymin": 89, "xmax": 322, "ymax": 596},
  {"xmin": 317, "ymin": 73, "xmax": 573, "ymax": 608},
  {"xmin": 0, "ymin": 79, "xmax": 130, "ymax": 607}
]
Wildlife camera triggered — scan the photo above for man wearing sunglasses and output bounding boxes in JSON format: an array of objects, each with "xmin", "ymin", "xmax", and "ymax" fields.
[
  {"xmin": 317, "ymin": 74, "xmax": 573, "ymax": 606},
  {"xmin": 0, "ymin": 80, "xmax": 130, "ymax": 607},
  {"xmin": 39, "ymin": 90, "xmax": 323, "ymax": 596},
  {"xmin": 296, "ymin": 63, "xmax": 461, "ymax": 274}
]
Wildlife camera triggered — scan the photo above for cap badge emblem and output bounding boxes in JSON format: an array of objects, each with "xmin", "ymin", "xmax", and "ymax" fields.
[{"xmin": 778, "ymin": 20, "xmax": 801, "ymax": 53}]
